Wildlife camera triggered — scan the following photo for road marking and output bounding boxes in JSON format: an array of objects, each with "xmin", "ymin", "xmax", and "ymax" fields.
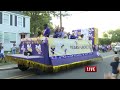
[
  {"xmin": 5, "ymin": 54, "xmax": 115, "ymax": 79},
  {"xmin": 5, "ymin": 73, "xmax": 35, "ymax": 79},
  {"xmin": 14, "ymin": 74, "xmax": 35, "ymax": 79}
]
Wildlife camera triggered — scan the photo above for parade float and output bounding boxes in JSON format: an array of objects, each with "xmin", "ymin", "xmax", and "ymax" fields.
[{"xmin": 5, "ymin": 27, "xmax": 102, "ymax": 73}]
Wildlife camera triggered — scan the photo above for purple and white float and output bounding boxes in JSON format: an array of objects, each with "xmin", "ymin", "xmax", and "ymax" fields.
[{"xmin": 6, "ymin": 27, "xmax": 102, "ymax": 73}]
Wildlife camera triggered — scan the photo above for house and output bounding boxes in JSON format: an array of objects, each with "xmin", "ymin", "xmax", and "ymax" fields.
[{"xmin": 0, "ymin": 11, "xmax": 30, "ymax": 51}]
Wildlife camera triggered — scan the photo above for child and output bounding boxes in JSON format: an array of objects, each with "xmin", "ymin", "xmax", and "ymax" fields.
[
  {"xmin": 0, "ymin": 46, "xmax": 4, "ymax": 58},
  {"xmin": 0, "ymin": 46, "xmax": 6, "ymax": 62},
  {"xmin": 12, "ymin": 43, "xmax": 16, "ymax": 54},
  {"xmin": 110, "ymin": 57, "xmax": 120, "ymax": 79}
]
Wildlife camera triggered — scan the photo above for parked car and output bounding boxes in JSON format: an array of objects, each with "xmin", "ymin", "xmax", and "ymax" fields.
[{"xmin": 113, "ymin": 43, "xmax": 120, "ymax": 54}]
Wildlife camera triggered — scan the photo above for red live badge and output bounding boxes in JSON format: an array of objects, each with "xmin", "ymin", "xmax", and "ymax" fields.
[{"xmin": 85, "ymin": 66, "xmax": 97, "ymax": 72}]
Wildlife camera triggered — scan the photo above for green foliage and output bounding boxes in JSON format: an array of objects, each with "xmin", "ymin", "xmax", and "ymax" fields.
[
  {"xmin": 98, "ymin": 38, "xmax": 111, "ymax": 45},
  {"xmin": 103, "ymin": 32, "xmax": 108, "ymax": 38},
  {"xmin": 22, "ymin": 11, "xmax": 70, "ymax": 36},
  {"xmin": 99, "ymin": 31, "xmax": 111, "ymax": 45},
  {"xmin": 108, "ymin": 30, "xmax": 114, "ymax": 34},
  {"xmin": 108, "ymin": 29, "xmax": 120, "ymax": 42}
]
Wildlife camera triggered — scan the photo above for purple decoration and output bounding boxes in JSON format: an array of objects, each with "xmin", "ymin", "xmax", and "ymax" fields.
[
  {"xmin": 32, "ymin": 44, "xmax": 37, "ymax": 55},
  {"xmin": 89, "ymin": 28, "xmax": 95, "ymax": 45},
  {"xmin": 50, "ymin": 51, "xmax": 101, "ymax": 66}
]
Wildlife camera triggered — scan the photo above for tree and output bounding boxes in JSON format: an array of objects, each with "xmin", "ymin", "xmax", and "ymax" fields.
[
  {"xmin": 103, "ymin": 32, "xmax": 108, "ymax": 38},
  {"xmin": 50, "ymin": 11, "xmax": 70, "ymax": 17},
  {"xmin": 98, "ymin": 38, "xmax": 111, "ymax": 45},
  {"xmin": 108, "ymin": 30, "xmax": 114, "ymax": 34},
  {"xmin": 108, "ymin": 29, "xmax": 120, "ymax": 42},
  {"xmin": 22, "ymin": 11, "xmax": 70, "ymax": 36},
  {"xmin": 51, "ymin": 11, "xmax": 71, "ymax": 27},
  {"xmin": 23, "ymin": 11, "xmax": 52, "ymax": 35}
]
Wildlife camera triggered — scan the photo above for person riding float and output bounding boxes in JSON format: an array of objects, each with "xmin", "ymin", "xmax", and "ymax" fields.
[{"xmin": 43, "ymin": 24, "xmax": 51, "ymax": 37}]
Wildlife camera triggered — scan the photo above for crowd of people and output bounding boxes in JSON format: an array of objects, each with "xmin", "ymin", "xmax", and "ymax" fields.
[{"xmin": 98, "ymin": 45, "xmax": 112, "ymax": 52}]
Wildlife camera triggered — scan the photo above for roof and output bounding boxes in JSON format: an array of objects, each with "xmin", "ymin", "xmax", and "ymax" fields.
[
  {"xmin": 9, "ymin": 11, "xmax": 24, "ymax": 15},
  {"xmin": 8, "ymin": 11, "xmax": 29, "ymax": 17}
]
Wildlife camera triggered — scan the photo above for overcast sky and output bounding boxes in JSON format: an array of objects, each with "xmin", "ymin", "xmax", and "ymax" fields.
[{"xmin": 51, "ymin": 11, "xmax": 120, "ymax": 37}]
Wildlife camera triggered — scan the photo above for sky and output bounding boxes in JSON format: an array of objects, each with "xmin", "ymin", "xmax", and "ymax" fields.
[{"xmin": 51, "ymin": 11, "xmax": 120, "ymax": 37}]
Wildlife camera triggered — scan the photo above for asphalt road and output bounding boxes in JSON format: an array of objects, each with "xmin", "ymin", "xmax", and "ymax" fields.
[{"xmin": 0, "ymin": 51, "xmax": 116, "ymax": 79}]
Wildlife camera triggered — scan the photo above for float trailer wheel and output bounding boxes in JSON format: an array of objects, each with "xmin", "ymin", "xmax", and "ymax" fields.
[{"xmin": 18, "ymin": 64, "xmax": 29, "ymax": 71}]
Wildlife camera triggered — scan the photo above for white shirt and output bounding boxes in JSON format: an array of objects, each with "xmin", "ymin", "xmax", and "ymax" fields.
[{"xmin": 1, "ymin": 49, "xmax": 4, "ymax": 55}]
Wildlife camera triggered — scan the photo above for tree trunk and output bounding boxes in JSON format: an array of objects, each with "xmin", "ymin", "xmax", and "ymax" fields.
[{"xmin": 60, "ymin": 11, "xmax": 62, "ymax": 28}]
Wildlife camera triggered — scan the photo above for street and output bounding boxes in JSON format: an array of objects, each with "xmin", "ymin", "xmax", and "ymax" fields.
[{"xmin": 0, "ymin": 51, "xmax": 116, "ymax": 79}]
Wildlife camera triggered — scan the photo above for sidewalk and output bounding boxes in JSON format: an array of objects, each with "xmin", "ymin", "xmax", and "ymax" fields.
[{"xmin": 0, "ymin": 64, "xmax": 18, "ymax": 70}]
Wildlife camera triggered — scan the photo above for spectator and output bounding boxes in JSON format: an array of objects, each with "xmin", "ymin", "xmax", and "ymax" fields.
[
  {"xmin": 70, "ymin": 33, "xmax": 76, "ymax": 39},
  {"xmin": 104, "ymin": 45, "xmax": 107, "ymax": 52},
  {"xmin": 110, "ymin": 57, "xmax": 120, "ymax": 79},
  {"xmin": 43, "ymin": 24, "xmax": 51, "ymax": 37},
  {"xmin": 102, "ymin": 45, "xmax": 105, "ymax": 52},
  {"xmin": 0, "ymin": 43, "xmax": 5, "ymax": 60},
  {"xmin": 0, "ymin": 43, "xmax": 2, "ymax": 52},
  {"xmin": 110, "ymin": 45, "xmax": 112, "ymax": 50},
  {"xmin": 12, "ymin": 43, "xmax": 17, "ymax": 54},
  {"xmin": 0, "ymin": 46, "xmax": 5, "ymax": 62},
  {"xmin": 98, "ymin": 45, "xmax": 102, "ymax": 51}
]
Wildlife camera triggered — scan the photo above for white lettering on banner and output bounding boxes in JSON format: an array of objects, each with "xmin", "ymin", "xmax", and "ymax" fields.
[{"xmin": 48, "ymin": 38, "xmax": 93, "ymax": 57}]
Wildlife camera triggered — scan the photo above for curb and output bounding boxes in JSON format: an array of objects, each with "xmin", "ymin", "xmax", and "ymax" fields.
[{"xmin": 0, "ymin": 67, "xmax": 18, "ymax": 71}]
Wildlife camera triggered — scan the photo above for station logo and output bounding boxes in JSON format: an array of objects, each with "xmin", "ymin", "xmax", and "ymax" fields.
[{"xmin": 85, "ymin": 66, "xmax": 97, "ymax": 72}]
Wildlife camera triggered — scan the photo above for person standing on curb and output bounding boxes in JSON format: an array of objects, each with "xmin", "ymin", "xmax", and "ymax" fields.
[
  {"xmin": 11, "ymin": 43, "xmax": 17, "ymax": 54},
  {"xmin": 0, "ymin": 46, "xmax": 6, "ymax": 63}
]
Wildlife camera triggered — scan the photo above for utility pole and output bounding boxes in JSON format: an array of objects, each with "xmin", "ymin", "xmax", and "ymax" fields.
[{"xmin": 60, "ymin": 11, "xmax": 62, "ymax": 28}]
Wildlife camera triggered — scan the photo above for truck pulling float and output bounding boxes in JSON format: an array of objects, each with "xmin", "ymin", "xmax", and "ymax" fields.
[{"xmin": 5, "ymin": 27, "xmax": 102, "ymax": 73}]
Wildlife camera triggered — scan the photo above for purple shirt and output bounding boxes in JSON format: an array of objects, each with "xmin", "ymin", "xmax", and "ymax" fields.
[{"xmin": 43, "ymin": 27, "xmax": 50, "ymax": 37}]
